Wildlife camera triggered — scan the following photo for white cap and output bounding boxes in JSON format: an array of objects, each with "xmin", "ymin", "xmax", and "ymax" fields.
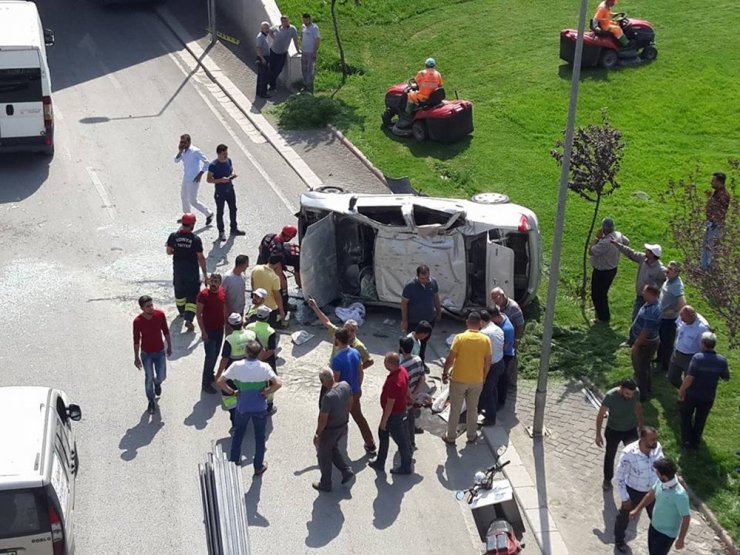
[
  {"xmin": 227, "ymin": 313, "xmax": 243, "ymax": 326},
  {"xmin": 644, "ymin": 243, "xmax": 662, "ymax": 258},
  {"xmin": 256, "ymin": 305, "xmax": 272, "ymax": 319},
  {"xmin": 253, "ymin": 288, "xmax": 268, "ymax": 299}
]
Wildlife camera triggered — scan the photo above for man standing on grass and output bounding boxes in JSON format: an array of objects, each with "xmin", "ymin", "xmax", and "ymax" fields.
[
  {"xmin": 595, "ymin": 378, "xmax": 644, "ymax": 491},
  {"xmin": 613, "ymin": 426, "xmax": 663, "ymax": 553},
  {"xmin": 656, "ymin": 261, "xmax": 685, "ymax": 375},
  {"xmin": 678, "ymin": 332, "xmax": 730, "ymax": 449},
  {"xmin": 174, "ymin": 134, "xmax": 213, "ymax": 225},
  {"xmin": 268, "ymin": 15, "xmax": 299, "ymax": 92},
  {"xmin": 196, "ymin": 273, "xmax": 226, "ymax": 394},
  {"xmin": 401, "ymin": 264, "xmax": 442, "ymax": 366},
  {"xmin": 207, "ymin": 144, "xmax": 246, "ymax": 242},
  {"xmin": 613, "ymin": 241, "xmax": 666, "ymax": 321},
  {"xmin": 667, "ymin": 306, "xmax": 710, "ymax": 388},
  {"xmin": 630, "ymin": 284, "xmax": 662, "ymax": 402},
  {"xmin": 222, "ymin": 255, "xmax": 249, "ymax": 330},
  {"xmin": 299, "ymin": 13, "xmax": 320, "ymax": 93},
  {"xmin": 133, "ymin": 295, "xmax": 172, "ymax": 415},
  {"xmin": 701, "ymin": 171, "xmax": 730, "ymax": 269},
  {"xmin": 630, "ymin": 458, "xmax": 691, "ymax": 555},
  {"xmin": 589, "ymin": 217, "xmax": 629, "ymax": 323}
]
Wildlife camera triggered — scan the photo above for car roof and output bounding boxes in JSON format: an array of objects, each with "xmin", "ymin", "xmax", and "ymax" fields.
[
  {"xmin": 0, "ymin": 386, "xmax": 52, "ymax": 489},
  {"xmin": 0, "ymin": 1, "xmax": 43, "ymax": 50}
]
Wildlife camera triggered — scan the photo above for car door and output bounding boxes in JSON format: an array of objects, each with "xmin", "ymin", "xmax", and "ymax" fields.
[
  {"xmin": 300, "ymin": 214, "xmax": 339, "ymax": 307},
  {"xmin": 486, "ymin": 238, "xmax": 515, "ymax": 305},
  {"xmin": 0, "ymin": 52, "xmax": 45, "ymax": 142}
]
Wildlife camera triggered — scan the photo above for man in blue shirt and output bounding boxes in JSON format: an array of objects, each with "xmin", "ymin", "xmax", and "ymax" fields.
[
  {"xmin": 678, "ymin": 332, "xmax": 730, "ymax": 448},
  {"xmin": 629, "ymin": 284, "xmax": 661, "ymax": 402},
  {"xmin": 400, "ymin": 264, "xmax": 441, "ymax": 365},
  {"xmin": 656, "ymin": 261, "xmax": 685, "ymax": 375},
  {"xmin": 491, "ymin": 306, "xmax": 515, "ymax": 406},
  {"xmin": 206, "ymin": 144, "xmax": 246, "ymax": 242}
]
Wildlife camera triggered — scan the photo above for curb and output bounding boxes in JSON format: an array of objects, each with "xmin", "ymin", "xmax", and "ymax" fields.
[
  {"xmin": 326, "ymin": 124, "xmax": 388, "ymax": 187},
  {"xmin": 579, "ymin": 375, "xmax": 738, "ymax": 555}
]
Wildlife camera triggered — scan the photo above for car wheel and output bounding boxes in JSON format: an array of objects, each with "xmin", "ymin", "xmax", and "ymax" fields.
[
  {"xmin": 314, "ymin": 185, "xmax": 345, "ymax": 193},
  {"xmin": 412, "ymin": 121, "xmax": 427, "ymax": 142},
  {"xmin": 599, "ymin": 49, "xmax": 618, "ymax": 69},
  {"xmin": 641, "ymin": 45, "xmax": 657, "ymax": 61},
  {"xmin": 471, "ymin": 192, "xmax": 510, "ymax": 205}
]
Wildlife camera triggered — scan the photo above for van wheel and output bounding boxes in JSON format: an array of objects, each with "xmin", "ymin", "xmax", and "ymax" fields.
[
  {"xmin": 314, "ymin": 185, "xmax": 345, "ymax": 193},
  {"xmin": 471, "ymin": 192, "xmax": 510, "ymax": 205}
]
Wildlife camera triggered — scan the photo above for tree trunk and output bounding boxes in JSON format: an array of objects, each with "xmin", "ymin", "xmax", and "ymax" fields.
[
  {"xmin": 331, "ymin": 0, "xmax": 348, "ymax": 85},
  {"xmin": 581, "ymin": 194, "xmax": 602, "ymax": 320}
]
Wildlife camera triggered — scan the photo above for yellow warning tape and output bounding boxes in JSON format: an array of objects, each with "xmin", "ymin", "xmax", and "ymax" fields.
[{"xmin": 205, "ymin": 28, "xmax": 241, "ymax": 46}]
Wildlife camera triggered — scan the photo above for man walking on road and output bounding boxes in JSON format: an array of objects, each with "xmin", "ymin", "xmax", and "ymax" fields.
[
  {"xmin": 401, "ymin": 264, "xmax": 441, "ymax": 365},
  {"xmin": 441, "ymin": 312, "xmax": 492, "ymax": 445},
  {"xmin": 369, "ymin": 352, "xmax": 413, "ymax": 475},
  {"xmin": 490, "ymin": 287, "xmax": 525, "ymax": 392},
  {"xmin": 667, "ymin": 306, "xmax": 710, "ymax": 388},
  {"xmin": 630, "ymin": 458, "xmax": 691, "ymax": 555},
  {"xmin": 678, "ymin": 332, "xmax": 730, "ymax": 449},
  {"xmin": 207, "ymin": 144, "xmax": 246, "ymax": 242},
  {"xmin": 656, "ymin": 261, "xmax": 685, "ymax": 375},
  {"xmin": 166, "ymin": 213, "xmax": 208, "ymax": 332},
  {"xmin": 589, "ymin": 217, "xmax": 629, "ymax": 323},
  {"xmin": 268, "ymin": 15, "xmax": 298, "ymax": 92},
  {"xmin": 222, "ymin": 255, "xmax": 249, "ymax": 329},
  {"xmin": 255, "ymin": 22, "xmax": 272, "ymax": 99},
  {"xmin": 613, "ymin": 426, "xmax": 663, "ymax": 553},
  {"xmin": 218, "ymin": 341, "xmax": 282, "ymax": 474},
  {"xmin": 399, "ymin": 336, "xmax": 426, "ymax": 450},
  {"xmin": 478, "ymin": 309, "xmax": 505, "ymax": 426},
  {"xmin": 613, "ymin": 241, "xmax": 666, "ymax": 321},
  {"xmin": 313, "ymin": 368, "xmax": 354, "ymax": 492},
  {"xmin": 595, "ymin": 378, "xmax": 644, "ymax": 491},
  {"xmin": 630, "ymin": 284, "xmax": 662, "ymax": 402},
  {"xmin": 174, "ymin": 134, "xmax": 213, "ymax": 224},
  {"xmin": 197, "ymin": 273, "xmax": 226, "ymax": 394},
  {"xmin": 300, "ymin": 13, "xmax": 320, "ymax": 93},
  {"xmin": 133, "ymin": 295, "xmax": 172, "ymax": 415}
]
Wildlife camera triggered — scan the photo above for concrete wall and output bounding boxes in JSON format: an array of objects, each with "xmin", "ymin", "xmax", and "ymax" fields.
[{"xmin": 216, "ymin": 0, "xmax": 302, "ymax": 89}]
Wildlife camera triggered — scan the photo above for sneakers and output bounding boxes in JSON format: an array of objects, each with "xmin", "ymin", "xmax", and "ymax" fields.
[
  {"xmin": 205, "ymin": 213, "xmax": 214, "ymax": 226},
  {"xmin": 441, "ymin": 434, "xmax": 456, "ymax": 445},
  {"xmin": 615, "ymin": 541, "xmax": 628, "ymax": 553},
  {"xmin": 218, "ymin": 233, "xmax": 227, "ymax": 242},
  {"xmin": 147, "ymin": 400, "xmax": 155, "ymax": 415},
  {"xmin": 267, "ymin": 404, "xmax": 277, "ymax": 415},
  {"xmin": 184, "ymin": 321, "xmax": 195, "ymax": 333},
  {"xmin": 254, "ymin": 462, "xmax": 268, "ymax": 477},
  {"xmin": 341, "ymin": 471, "xmax": 355, "ymax": 485},
  {"xmin": 363, "ymin": 444, "xmax": 377, "ymax": 454},
  {"xmin": 312, "ymin": 482, "xmax": 331, "ymax": 492},
  {"xmin": 414, "ymin": 427, "xmax": 424, "ymax": 434},
  {"xmin": 367, "ymin": 460, "xmax": 384, "ymax": 472},
  {"xmin": 154, "ymin": 383, "xmax": 162, "ymax": 397},
  {"xmin": 202, "ymin": 383, "xmax": 218, "ymax": 394},
  {"xmin": 230, "ymin": 229, "xmax": 246, "ymax": 236}
]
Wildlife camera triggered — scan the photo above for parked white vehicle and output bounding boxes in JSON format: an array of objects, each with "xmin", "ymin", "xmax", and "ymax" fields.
[{"xmin": 298, "ymin": 190, "xmax": 542, "ymax": 313}]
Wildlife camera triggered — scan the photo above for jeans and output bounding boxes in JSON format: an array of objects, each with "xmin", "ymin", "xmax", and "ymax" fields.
[
  {"xmin": 268, "ymin": 49, "xmax": 287, "ymax": 88},
  {"xmin": 632, "ymin": 341, "xmax": 659, "ymax": 402},
  {"xmin": 202, "ymin": 327, "xmax": 224, "ymax": 386},
  {"xmin": 447, "ymin": 380, "xmax": 484, "ymax": 441},
  {"xmin": 180, "ymin": 177, "xmax": 212, "ymax": 217},
  {"xmin": 614, "ymin": 485, "xmax": 654, "ymax": 543},
  {"xmin": 142, "ymin": 350, "xmax": 166, "ymax": 402},
  {"xmin": 230, "ymin": 410, "xmax": 267, "ymax": 471},
  {"xmin": 214, "ymin": 185, "xmax": 238, "ymax": 233},
  {"xmin": 256, "ymin": 57, "xmax": 270, "ymax": 97},
  {"xmin": 406, "ymin": 406, "xmax": 421, "ymax": 449},
  {"xmin": 657, "ymin": 318, "xmax": 677, "ymax": 373},
  {"xmin": 349, "ymin": 393, "xmax": 375, "ymax": 448},
  {"xmin": 680, "ymin": 396, "xmax": 713, "ymax": 447},
  {"xmin": 301, "ymin": 52, "xmax": 316, "ymax": 92},
  {"xmin": 317, "ymin": 424, "xmax": 352, "ymax": 489},
  {"xmin": 497, "ymin": 355, "xmax": 516, "ymax": 406},
  {"xmin": 631, "ymin": 295, "xmax": 645, "ymax": 324},
  {"xmin": 479, "ymin": 360, "xmax": 505, "ymax": 423},
  {"xmin": 648, "ymin": 525, "xmax": 676, "ymax": 555},
  {"xmin": 408, "ymin": 320, "xmax": 434, "ymax": 362},
  {"xmin": 603, "ymin": 426, "xmax": 638, "ymax": 482},
  {"xmin": 591, "ymin": 267, "xmax": 618, "ymax": 322},
  {"xmin": 700, "ymin": 222, "xmax": 721, "ymax": 269},
  {"xmin": 375, "ymin": 412, "xmax": 412, "ymax": 472}
]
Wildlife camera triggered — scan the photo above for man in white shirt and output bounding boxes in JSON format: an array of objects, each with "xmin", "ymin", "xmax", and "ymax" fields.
[
  {"xmin": 174, "ymin": 134, "xmax": 213, "ymax": 224},
  {"xmin": 667, "ymin": 305, "xmax": 710, "ymax": 388},
  {"xmin": 613, "ymin": 426, "xmax": 663, "ymax": 552},
  {"xmin": 300, "ymin": 13, "xmax": 320, "ymax": 93},
  {"xmin": 478, "ymin": 310, "xmax": 506, "ymax": 425}
]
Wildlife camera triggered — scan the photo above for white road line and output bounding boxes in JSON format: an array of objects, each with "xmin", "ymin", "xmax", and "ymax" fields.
[
  {"xmin": 165, "ymin": 49, "xmax": 297, "ymax": 214},
  {"xmin": 86, "ymin": 167, "xmax": 117, "ymax": 221},
  {"xmin": 79, "ymin": 34, "xmax": 122, "ymax": 91}
]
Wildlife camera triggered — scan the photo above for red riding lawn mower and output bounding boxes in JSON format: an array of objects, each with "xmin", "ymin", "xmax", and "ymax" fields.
[
  {"xmin": 381, "ymin": 80, "xmax": 473, "ymax": 143},
  {"xmin": 560, "ymin": 13, "xmax": 657, "ymax": 69}
]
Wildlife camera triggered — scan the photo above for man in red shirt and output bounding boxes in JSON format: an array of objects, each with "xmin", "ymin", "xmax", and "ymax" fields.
[
  {"xmin": 368, "ymin": 352, "xmax": 413, "ymax": 475},
  {"xmin": 197, "ymin": 273, "xmax": 227, "ymax": 393},
  {"xmin": 133, "ymin": 295, "xmax": 172, "ymax": 414}
]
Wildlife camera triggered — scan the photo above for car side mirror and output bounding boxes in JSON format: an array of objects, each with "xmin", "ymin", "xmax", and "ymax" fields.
[
  {"xmin": 67, "ymin": 404, "xmax": 82, "ymax": 421},
  {"xmin": 44, "ymin": 29, "xmax": 55, "ymax": 47}
]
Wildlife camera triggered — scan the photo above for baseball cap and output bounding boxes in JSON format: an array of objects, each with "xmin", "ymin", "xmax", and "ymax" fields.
[
  {"xmin": 253, "ymin": 288, "xmax": 268, "ymax": 299},
  {"xmin": 644, "ymin": 243, "xmax": 662, "ymax": 258},
  {"xmin": 181, "ymin": 213, "xmax": 196, "ymax": 227},
  {"xmin": 425, "ymin": 57, "xmax": 436, "ymax": 67},
  {"xmin": 227, "ymin": 313, "xmax": 243, "ymax": 326},
  {"xmin": 281, "ymin": 225, "xmax": 298, "ymax": 239},
  {"xmin": 256, "ymin": 305, "xmax": 271, "ymax": 319}
]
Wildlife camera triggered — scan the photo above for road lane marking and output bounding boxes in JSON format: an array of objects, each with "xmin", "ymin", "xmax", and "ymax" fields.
[
  {"xmin": 86, "ymin": 167, "xmax": 117, "ymax": 221},
  {"xmin": 79, "ymin": 34, "xmax": 122, "ymax": 90}
]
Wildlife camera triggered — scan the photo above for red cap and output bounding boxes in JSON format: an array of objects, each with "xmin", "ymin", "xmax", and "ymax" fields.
[
  {"xmin": 181, "ymin": 213, "xmax": 196, "ymax": 227},
  {"xmin": 281, "ymin": 225, "xmax": 297, "ymax": 239}
]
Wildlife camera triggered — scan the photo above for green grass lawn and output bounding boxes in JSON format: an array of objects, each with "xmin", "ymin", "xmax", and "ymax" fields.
[{"xmin": 278, "ymin": 0, "xmax": 739, "ymax": 540}]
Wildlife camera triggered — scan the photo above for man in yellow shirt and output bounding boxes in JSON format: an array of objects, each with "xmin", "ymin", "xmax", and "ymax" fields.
[
  {"xmin": 442, "ymin": 312, "xmax": 492, "ymax": 444},
  {"xmin": 594, "ymin": 0, "xmax": 629, "ymax": 46},
  {"xmin": 250, "ymin": 253, "xmax": 286, "ymax": 325}
]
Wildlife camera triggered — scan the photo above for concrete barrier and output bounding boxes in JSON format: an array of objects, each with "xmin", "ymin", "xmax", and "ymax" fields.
[{"xmin": 217, "ymin": 0, "xmax": 303, "ymax": 89}]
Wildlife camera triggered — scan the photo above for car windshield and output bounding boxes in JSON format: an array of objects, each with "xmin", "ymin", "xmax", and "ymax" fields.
[{"xmin": 0, "ymin": 489, "xmax": 49, "ymax": 539}]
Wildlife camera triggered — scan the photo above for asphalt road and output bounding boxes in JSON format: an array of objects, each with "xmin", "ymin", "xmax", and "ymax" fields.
[{"xmin": 0, "ymin": 2, "xmax": 496, "ymax": 554}]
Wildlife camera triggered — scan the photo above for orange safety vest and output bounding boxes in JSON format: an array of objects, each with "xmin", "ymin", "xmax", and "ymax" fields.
[
  {"xmin": 594, "ymin": 2, "xmax": 614, "ymax": 30},
  {"xmin": 412, "ymin": 68, "xmax": 443, "ymax": 102}
]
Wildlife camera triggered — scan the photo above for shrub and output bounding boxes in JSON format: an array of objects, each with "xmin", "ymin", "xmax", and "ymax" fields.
[{"xmin": 277, "ymin": 93, "xmax": 343, "ymax": 129}]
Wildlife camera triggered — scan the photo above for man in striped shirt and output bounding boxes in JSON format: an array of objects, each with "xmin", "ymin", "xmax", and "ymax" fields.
[{"xmin": 400, "ymin": 336, "xmax": 426, "ymax": 450}]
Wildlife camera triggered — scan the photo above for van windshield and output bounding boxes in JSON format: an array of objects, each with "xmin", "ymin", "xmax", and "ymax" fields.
[
  {"xmin": 0, "ymin": 68, "xmax": 43, "ymax": 104},
  {"xmin": 0, "ymin": 489, "xmax": 49, "ymax": 539}
]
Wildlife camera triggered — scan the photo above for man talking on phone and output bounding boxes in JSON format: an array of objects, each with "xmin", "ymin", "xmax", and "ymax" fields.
[{"xmin": 207, "ymin": 144, "xmax": 246, "ymax": 242}]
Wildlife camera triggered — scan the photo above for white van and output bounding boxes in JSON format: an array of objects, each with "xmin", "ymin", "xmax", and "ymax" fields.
[
  {"xmin": 0, "ymin": 387, "xmax": 82, "ymax": 555},
  {"xmin": 0, "ymin": 1, "xmax": 55, "ymax": 155}
]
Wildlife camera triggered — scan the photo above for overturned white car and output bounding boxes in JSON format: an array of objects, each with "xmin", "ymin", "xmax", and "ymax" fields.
[{"xmin": 298, "ymin": 191, "xmax": 542, "ymax": 314}]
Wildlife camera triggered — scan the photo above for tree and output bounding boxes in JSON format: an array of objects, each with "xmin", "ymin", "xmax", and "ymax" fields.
[
  {"xmin": 331, "ymin": 0, "xmax": 349, "ymax": 87},
  {"xmin": 662, "ymin": 161, "xmax": 739, "ymax": 347},
  {"xmin": 550, "ymin": 109, "xmax": 624, "ymax": 316}
]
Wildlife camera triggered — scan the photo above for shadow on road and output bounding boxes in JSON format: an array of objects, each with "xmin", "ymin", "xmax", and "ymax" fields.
[
  {"xmin": 304, "ymin": 487, "xmax": 352, "ymax": 548},
  {"xmin": 245, "ymin": 479, "xmax": 269, "ymax": 528},
  {"xmin": 371, "ymin": 471, "xmax": 423, "ymax": 529},
  {"xmin": 0, "ymin": 155, "xmax": 50, "ymax": 204},
  {"xmin": 119, "ymin": 409, "xmax": 164, "ymax": 461},
  {"xmin": 183, "ymin": 390, "xmax": 221, "ymax": 430}
]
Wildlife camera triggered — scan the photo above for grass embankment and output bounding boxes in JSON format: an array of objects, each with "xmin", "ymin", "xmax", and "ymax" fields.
[{"xmin": 277, "ymin": 0, "xmax": 739, "ymax": 539}]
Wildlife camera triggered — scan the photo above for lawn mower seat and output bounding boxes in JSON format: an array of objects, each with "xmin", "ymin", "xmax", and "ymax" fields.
[
  {"xmin": 419, "ymin": 87, "xmax": 446, "ymax": 108},
  {"xmin": 590, "ymin": 18, "xmax": 612, "ymax": 37}
]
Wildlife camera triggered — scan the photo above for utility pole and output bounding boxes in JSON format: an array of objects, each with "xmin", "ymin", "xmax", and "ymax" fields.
[
  {"xmin": 207, "ymin": 0, "xmax": 217, "ymax": 44},
  {"xmin": 530, "ymin": 0, "xmax": 589, "ymax": 437}
]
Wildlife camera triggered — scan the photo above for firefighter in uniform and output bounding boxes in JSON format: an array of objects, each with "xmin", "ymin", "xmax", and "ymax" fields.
[
  {"xmin": 257, "ymin": 225, "xmax": 298, "ymax": 264},
  {"xmin": 166, "ymin": 213, "xmax": 208, "ymax": 332},
  {"xmin": 215, "ymin": 313, "xmax": 257, "ymax": 424},
  {"xmin": 247, "ymin": 305, "xmax": 278, "ymax": 413}
]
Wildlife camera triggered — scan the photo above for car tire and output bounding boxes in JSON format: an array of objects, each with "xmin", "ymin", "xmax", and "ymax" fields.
[
  {"xmin": 471, "ymin": 192, "xmax": 510, "ymax": 205},
  {"xmin": 412, "ymin": 121, "xmax": 427, "ymax": 142},
  {"xmin": 314, "ymin": 185, "xmax": 345, "ymax": 193},
  {"xmin": 599, "ymin": 49, "xmax": 618, "ymax": 69},
  {"xmin": 641, "ymin": 45, "xmax": 657, "ymax": 61}
]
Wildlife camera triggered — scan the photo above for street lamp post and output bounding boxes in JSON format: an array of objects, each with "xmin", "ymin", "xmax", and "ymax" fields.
[
  {"xmin": 207, "ymin": 0, "xmax": 217, "ymax": 44},
  {"xmin": 530, "ymin": 0, "xmax": 590, "ymax": 437}
]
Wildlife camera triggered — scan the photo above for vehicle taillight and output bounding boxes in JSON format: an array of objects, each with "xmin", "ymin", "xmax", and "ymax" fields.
[
  {"xmin": 518, "ymin": 214, "xmax": 531, "ymax": 232},
  {"xmin": 43, "ymin": 96, "xmax": 53, "ymax": 127},
  {"xmin": 48, "ymin": 504, "xmax": 64, "ymax": 555}
]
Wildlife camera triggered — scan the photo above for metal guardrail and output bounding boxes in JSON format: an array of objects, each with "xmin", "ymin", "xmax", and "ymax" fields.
[{"xmin": 199, "ymin": 443, "xmax": 251, "ymax": 555}]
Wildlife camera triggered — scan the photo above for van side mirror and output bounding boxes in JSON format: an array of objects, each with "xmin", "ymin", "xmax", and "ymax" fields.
[
  {"xmin": 67, "ymin": 404, "xmax": 82, "ymax": 421},
  {"xmin": 44, "ymin": 29, "xmax": 55, "ymax": 47}
]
